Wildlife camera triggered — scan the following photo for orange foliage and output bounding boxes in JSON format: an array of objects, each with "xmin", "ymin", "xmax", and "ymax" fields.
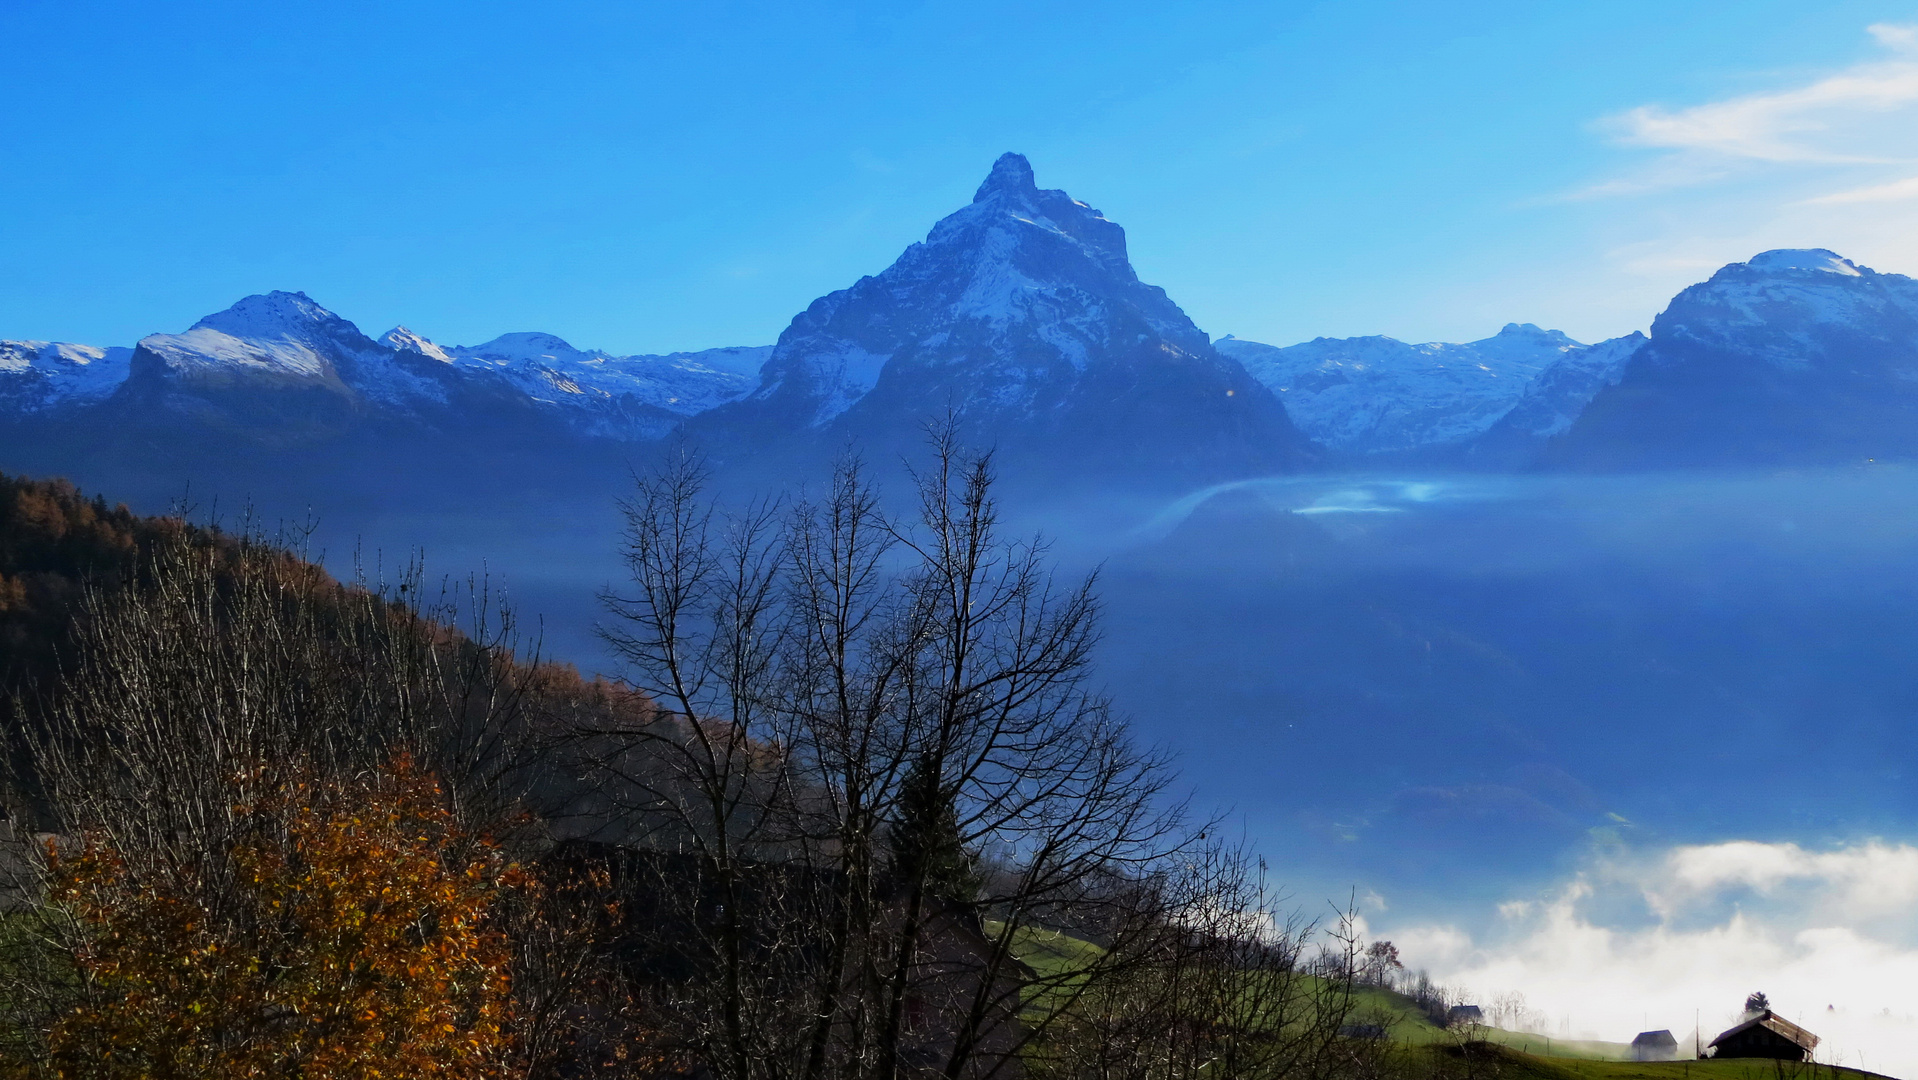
[{"xmin": 36, "ymin": 759, "xmax": 520, "ymax": 1079}]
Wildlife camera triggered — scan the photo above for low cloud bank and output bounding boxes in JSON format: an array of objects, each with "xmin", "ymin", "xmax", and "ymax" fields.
[{"xmin": 1383, "ymin": 839, "xmax": 1918, "ymax": 1075}]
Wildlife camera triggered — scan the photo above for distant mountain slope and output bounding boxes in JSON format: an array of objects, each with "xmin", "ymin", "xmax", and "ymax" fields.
[
  {"xmin": 384, "ymin": 328, "xmax": 761, "ymax": 427},
  {"xmin": 1551, "ymin": 249, "xmax": 1918, "ymax": 468},
  {"xmin": 0, "ymin": 293, "xmax": 766, "ymax": 451},
  {"xmin": 687, "ymin": 153, "xmax": 1312, "ymax": 482},
  {"xmin": 1217, "ymin": 325, "xmax": 1641, "ymax": 455},
  {"xmin": 0, "ymin": 341, "xmax": 131, "ymax": 414},
  {"xmin": 119, "ymin": 291, "xmax": 452, "ymax": 444}
]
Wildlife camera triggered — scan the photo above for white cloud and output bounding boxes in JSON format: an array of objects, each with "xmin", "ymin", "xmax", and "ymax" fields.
[
  {"xmin": 1649, "ymin": 840, "xmax": 1918, "ymax": 922},
  {"xmin": 1869, "ymin": 23, "xmax": 1918, "ymax": 53},
  {"xmin": 1577, "ymin": 24, "xmax": 1918, "ymax": 200},
  {"xmin": 1381, "ymin": 839, "xmax": 1918, "ymax": 1075},
  {"xmin": 1808, "ymin": 174, "xmax": 1918, "ymax": 204},
  {"xmin": 1599, "ymin": 26, "xmax": 1918, "ymax": 168},
  {"xmin": 1530, "ymin": 22, "xmax": 1918, "ymax": 336}
]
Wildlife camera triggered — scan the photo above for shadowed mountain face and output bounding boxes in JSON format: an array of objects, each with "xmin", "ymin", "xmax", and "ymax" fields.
[
  {"xmin": 687, "ymin": 153, "xmax": 1313, "ymax": 485},
  {"xmin": 1551, "ymin": 250, "xmax": 1918, "ymax": 468}
]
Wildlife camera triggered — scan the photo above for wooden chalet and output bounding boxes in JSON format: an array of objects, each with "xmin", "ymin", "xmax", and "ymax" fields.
[
  {"xmin": 1631, "ymin": 1029, "xmax": 1678, "ymax": 1062},
  {"xmin": 1708, "ymin": 1010, "xmax": 1818, "ymax": 1061}
]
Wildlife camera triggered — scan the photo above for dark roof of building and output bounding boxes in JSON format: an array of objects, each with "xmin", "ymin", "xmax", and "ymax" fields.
[
  {"xmin": 1709, "ymin": 1011, "xmax": 1818, "ymax": 1051},
  {"xmin": 1633, "ymin": 1030, "xmax": 1678, "ymax": 1047},
  {"xmin": 1448, "ymin": 1005, "xmax": 1483, "ymax": 1017}
]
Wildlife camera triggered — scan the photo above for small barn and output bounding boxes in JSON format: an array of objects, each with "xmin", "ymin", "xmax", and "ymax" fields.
[
  {"xmin": 1632, "ymin": 1030, "xmax": 1679, "ymax": 1062},
  {"xmin": 1708, "ymin": 1010, "xmax": 1818, "ymax": 1061},
  {"xmin": 1447, "ymin": 1005, "xmax": 1484, "ymax": 1027}
]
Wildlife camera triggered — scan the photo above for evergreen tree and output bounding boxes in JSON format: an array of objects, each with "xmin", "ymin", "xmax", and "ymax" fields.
[{"xmin": 884, "ymin": 753, "xmax": 978, "ymax": 904}]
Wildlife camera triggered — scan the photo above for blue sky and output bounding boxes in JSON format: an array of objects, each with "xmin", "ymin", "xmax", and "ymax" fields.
[{"xmin": 6, "ymin": 0, "xmax": 1918, "ymax": 353}]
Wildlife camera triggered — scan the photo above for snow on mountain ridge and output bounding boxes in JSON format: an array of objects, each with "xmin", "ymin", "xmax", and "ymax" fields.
[
  {"xmin": 1552, "ymin": 249, "xmax": 1918, "ymax": 466},
  {"xmin": 1218, "ymin": 322, "xmax": 1598, "ymax": 453},
  {"xmin": 0, "ymin": 340, "xmax": 133, "ymax": 412},
  {"xmin": 140, "ymin": 291, "xmax": 392, "ymax": 387},
  {"xmin": 191, "ymin": 290, "xmax": 349, "ymax": 340},
  {"xmin": 379, "ymin": 326, "xmax": 453, "ymax": 363},
  {"xmin": 382, "ymin": 326, "xmax": 763, "ymax": 419},
  {"xmin": 0, "ymin": 293, "xmax": 771, "ymax": 438},
  {"xmin": 1745, "ymin": 248, "xmax": 1862, "ymax": 276},
  {"xmin": 1650, "ymin": 249, "xmax": 1918, "ymax": 375},
  {"xmin": 1494, "ymin": 331, "xmax": 1646, "ymax": 439}
]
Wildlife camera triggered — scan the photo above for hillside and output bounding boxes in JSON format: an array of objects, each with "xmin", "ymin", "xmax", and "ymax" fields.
[{"xmin": 0, "ymin": 473, "xmax": 182, "ymax": 697}]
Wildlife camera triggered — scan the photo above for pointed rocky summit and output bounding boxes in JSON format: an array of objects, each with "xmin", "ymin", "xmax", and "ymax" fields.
[{"xmin": 687, "ymin": 153, "xmax": 1311, "ymax": 482}]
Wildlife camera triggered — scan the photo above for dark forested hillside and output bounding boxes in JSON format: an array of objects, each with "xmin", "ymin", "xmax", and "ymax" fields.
[{"xmin": 0, "ymin": 473, "xmax": 186, "ymax": 697}]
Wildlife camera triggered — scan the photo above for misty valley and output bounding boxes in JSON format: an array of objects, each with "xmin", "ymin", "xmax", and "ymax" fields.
[{"xmin": 5, "ymin": 148, "xmax": 1918, "ymax": 1073}]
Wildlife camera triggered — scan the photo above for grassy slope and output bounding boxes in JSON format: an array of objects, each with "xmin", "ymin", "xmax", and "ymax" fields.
[
  {"xmin": 1341, "ymin": 984, "xmax": 1627, "ymax": 1059},
  {"xmin": 995, "ymin": 932, "xmax": 1895, "ymax": 1079},
  {"xmin": 1329, "ymin": 992, "xmax": 1893, "ymax": 1080},
  {"xmin": 1411, "ymin": 1045, "xmax": 1890, "ymax": 1080}
]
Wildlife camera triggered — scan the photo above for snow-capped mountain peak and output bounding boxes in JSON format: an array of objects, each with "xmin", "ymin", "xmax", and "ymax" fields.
[
  {"xmin": 189, "ymin": 290, "xmax": 350, "ymax": 340},
  {"xmin": 137, "ymin": 291, "xmax": 388, "ymax": 387},
  {"xmin": 379, "ymin": 326, "xmax": 453, "ymax": 363},
  {"xmin": 457, "ymin": 332, "xmax": 603, "ymax": 366},
  {"xmin": 1553, "ymin": 248, "xmax": 1918, "ymax": 465},
  {"xmin": 690, "ymin": 153, "xmax": 1307, "ymax": 477},
  {"xmin": 1494, "ymin": 322, "xmax": 1577, "ymax": 344},
  {"xmin": 937, "ymin": 152, "xmax": 1131, "ymax": 284},
  {"xmin": 1745, "ymin": 248, "xmax": 1862, "ymax": 276},
  {"xmin": 1651, "ymin": 248, "xmax": 1918, "ymax": 372}
]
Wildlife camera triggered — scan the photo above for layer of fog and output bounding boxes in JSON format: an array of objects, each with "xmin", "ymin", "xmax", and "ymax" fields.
[
  {"xmin": 166, "ymin": 461, "xmax": 1918, "ymax": 942},
  {"xmin": 1382, "ymin": 836, "xmax": 1918, "ymax": 1074},
  {"xmin": 1076, "ymin": 466, "xmax": 1918, "ymax": 920}
]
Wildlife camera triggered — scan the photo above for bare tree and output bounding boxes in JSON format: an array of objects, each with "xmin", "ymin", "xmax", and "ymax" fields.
[
  {"xmin": 567, "ymin": 430, "xmax": 1238, "ymax": 1080},
  {"xmin": 1032, "ymin": 849, "xmax": 1374, "ymax": 1080},
  {"xmin": 567, "ymin": 428, "xmax": 1379, "ymax": 1080}
]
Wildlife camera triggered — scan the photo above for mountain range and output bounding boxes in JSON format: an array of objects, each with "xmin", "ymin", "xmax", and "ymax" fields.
[{"xmin": 5, "ymin": 154, "xmax": 1918, "ymax": 487}]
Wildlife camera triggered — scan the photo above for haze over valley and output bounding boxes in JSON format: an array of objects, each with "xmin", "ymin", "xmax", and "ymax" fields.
[{"xmin": 11, "ymin": 100, "xmax": 1918, "ymax": 1073}]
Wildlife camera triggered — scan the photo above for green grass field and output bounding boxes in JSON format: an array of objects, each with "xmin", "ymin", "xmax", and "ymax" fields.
[
  {"xmin": 993, "ymin": 926, "xmax": 1897, "ymax": 1079},
  {"xmin": 1399, "ymin": 1043, "xmax": 1890, "ymax": 1080},
  {"xmin": 1340, "ymin": 984, "xmax": 1630, "ymax": 1059}
]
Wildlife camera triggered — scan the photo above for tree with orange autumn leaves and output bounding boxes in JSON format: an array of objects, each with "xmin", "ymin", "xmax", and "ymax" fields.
[
  {"xmin": 19, "ymin": 758, "xmax": 520, "ymax": 1080},
  {"xmin": 0, "ymin": 512, "xmax": 651, "ymax": 1077}
]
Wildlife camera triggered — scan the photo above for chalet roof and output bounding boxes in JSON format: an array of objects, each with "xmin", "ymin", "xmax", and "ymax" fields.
[
  {"xmin": 1633, "ymin": 1030, "xmax": 1678, "ymax": 1047},
  {"xmin": 1709, "ymin": 1011, "xmax": 1818, "ymax": 1051}
]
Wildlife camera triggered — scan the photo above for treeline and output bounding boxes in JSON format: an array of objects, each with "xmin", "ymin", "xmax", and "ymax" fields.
[
  {"xmin": 0, "ymin": 453, "xmax": 1478, "ymax": 1079},
  {"xmin": 0, "ymin": 475, "xmax": 171, "ymax": 697}
]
